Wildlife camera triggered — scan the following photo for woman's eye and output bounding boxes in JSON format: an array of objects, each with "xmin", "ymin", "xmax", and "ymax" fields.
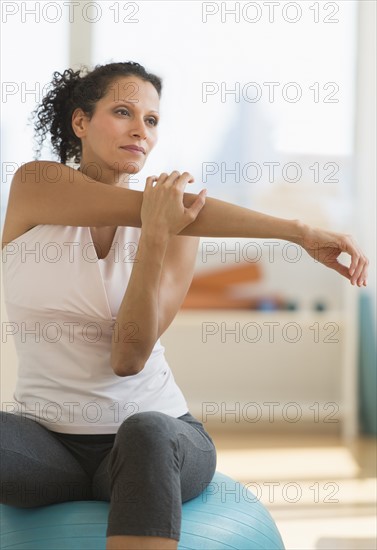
[{"xmin": 115, "ymin": 110, "xmax": 158, "ymax": 126}]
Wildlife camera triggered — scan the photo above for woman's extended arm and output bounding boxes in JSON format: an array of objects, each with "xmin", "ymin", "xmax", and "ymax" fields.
[
  {"xmin": 9, "ymin": 162, "xmax": 368, "ymax": 285},
  {"xmin": 9, "ymin": 161, "xmax": 300, "ymax": 240}
]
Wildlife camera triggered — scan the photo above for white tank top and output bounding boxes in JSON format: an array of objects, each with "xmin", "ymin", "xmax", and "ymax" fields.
[{"xmin": 1, "ymin": 224, "xmax": 189, "ymax": 434}]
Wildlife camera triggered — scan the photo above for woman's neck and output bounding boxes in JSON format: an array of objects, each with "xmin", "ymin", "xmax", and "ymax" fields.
[{"xmin": 78, "ymin": 160, "xmax": 131, "ymax": 188}]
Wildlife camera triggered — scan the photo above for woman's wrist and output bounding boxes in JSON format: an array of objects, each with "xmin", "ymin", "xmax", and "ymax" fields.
[
  {"xmin": 288, "ymin": 219, "xmax": 307, "ymax": 246},
  {"xmin": 260, "ymin": 217, "xmax": 307, "ymax": 245},
  {"xmin": 140, "ymin": 226, "xmax": 171, "ymax": 248}
]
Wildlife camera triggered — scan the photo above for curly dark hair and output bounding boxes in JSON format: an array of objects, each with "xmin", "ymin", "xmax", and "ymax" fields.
[{"xmin": 31, "ymin": 62, "xmax": 162, "ymax": 165}]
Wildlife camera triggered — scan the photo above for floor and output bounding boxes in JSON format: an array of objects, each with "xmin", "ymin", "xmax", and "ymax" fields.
[{"xmin": 205, "ymin": 427, "xmax": 377, "ymax": 550}]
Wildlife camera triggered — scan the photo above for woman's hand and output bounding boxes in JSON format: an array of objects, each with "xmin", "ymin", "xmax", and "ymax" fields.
[
  {"xmin": 299, "ymin": 223, "xmax": 369, "ymax": 286},
  {"xmin": 141, "ymin": 171, "xmax": 207, "ymax": 239}
]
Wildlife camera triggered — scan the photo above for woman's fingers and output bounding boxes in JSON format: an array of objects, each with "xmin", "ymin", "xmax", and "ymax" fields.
[
  {"xmin": 304, "ymin": 228, "xmax": 369, "ymax": 286},
  {"xmin": 185, "ymin": 189, "xmax": 207, "ymax": 221},
  {"xmin": 147, "ymin": 172, "xmax": 169, "ymax": 187},
  {"xmin": 327, "ymin": 252, "xmax": 368, "ymax": 286},
  {"xmin": 351, "ymin": 257, "xmax": 364, "ymax": 285},
  {"xmin": 354, "ymin": 256, "xmax": 369, "ymax": 286},
  {"xmin": 142, "ymin": 170, "xmax": 200, "ymax": 235},
  {"xmin": 333, "ymin": 261, "xmax": 354, "ymax": 280},
  {"xmin": 344, "ymin": 235, "xmax": 362, "ymax": 277},
  {"xmin": 175, "ymin": 171, "xmax": 195, "ymax": 186},
  {"xmin": 161, "ymin": 171, "xmax": 180, "ymax": 187},
  {"xmin": 145, "ymin": 175, "xmax": 158, "ymax": 189},
  {"xmin": 339, "ymin": 233, "xmax": 369, "ymax": 286},
  {"xmin": 153, "ymin": 171, "xmax": 194, "ymax": 188},
  {"xmin": 332, "ymin": 243, "xmax": 369, "ymax": 286}
]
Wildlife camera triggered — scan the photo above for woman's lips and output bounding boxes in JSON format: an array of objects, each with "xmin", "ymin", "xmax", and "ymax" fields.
[{"xmin": 120, "ymin": 146, "xmax": 145, "ymax": 155}]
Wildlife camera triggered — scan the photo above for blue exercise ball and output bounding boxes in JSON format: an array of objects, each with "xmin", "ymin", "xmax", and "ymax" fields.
[{"xmin": 0, "ymin": 471, "xmax": 285, "ymax": 549}]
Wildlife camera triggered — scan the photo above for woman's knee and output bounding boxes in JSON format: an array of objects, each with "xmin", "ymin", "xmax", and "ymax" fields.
[
  {"xmin": 109, "ymin": 411, "xmax": 179, "ymax": 474},
  {"xmin": 115, "ymin": 411, "xmax": 176, "ymax": 447}
]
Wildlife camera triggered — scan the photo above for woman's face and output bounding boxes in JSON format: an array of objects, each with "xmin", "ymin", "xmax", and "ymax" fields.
[{"xmin": 72, "ymin": 75, "xmax": 160, "ymax": 178}]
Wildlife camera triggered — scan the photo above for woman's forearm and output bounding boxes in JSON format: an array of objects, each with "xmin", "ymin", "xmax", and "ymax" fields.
[
  {"xmin": 180, "ymin": 193, "xmax": 305, "ymax": 243},
  {"xmin": 111, "ymin": 231, "xmax": 169, "ymax": 377}
]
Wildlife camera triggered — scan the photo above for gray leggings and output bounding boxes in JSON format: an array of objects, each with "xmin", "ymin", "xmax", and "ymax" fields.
[{"xmin": 0, "ymin": 410, "xmax": 217, "ymax": 541}]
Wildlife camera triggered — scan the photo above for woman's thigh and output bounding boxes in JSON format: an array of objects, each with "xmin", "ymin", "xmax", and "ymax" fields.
[
  {"xmin": 100, "ymin": 410, "xmax": 217, "ymax": 539},
  {"xmin": 0, "ymin": 412, "xmax": 92, "ymax": 507},
  {"xmin": 92, "ymin": 410, "xmax": 217, "ymax": 503},
  {"xmin": 174, "ymin": 411, "xmax": 217, "ymax": 501}
]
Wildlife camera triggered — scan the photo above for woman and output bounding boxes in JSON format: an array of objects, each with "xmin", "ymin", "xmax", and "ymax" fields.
[{"xmin": 0, "ymin": 61, "xmax": 369, "ymax": 550}]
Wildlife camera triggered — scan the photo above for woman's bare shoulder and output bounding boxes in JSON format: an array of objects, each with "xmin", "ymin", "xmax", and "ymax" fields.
[
  {"xmin": 1, "ymin": 160, "xmax": 61, "ymax": 250},
  {"xmin": 2, "ymin": 159, "xmax": 142, "ymax": 243},
  {"xmin": 12, "ymin": 160, "xmax": 72, "ymax": 184}
]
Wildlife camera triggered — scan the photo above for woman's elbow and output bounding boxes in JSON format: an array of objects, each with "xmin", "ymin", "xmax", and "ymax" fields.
[{"xmin": 112, "ymin": 358, "xmax": 144, "ymax": 377}]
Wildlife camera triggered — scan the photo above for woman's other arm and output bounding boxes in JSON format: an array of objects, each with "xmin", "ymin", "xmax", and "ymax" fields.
[
  {"xmin": 111, "ymin": 230, "xmax": 169, "ymax": 376},
  {"xmin": 111, "ymin": 172, "xmax": 206, "ymax": 376}
]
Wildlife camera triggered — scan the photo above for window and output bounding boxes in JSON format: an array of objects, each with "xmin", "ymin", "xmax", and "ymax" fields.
[
  {"xmin": 1, "ymin": 5, "xmax": 69, "ymax": 224},
  {"xmin": 91, "ymin": 0, "xmax": 357, "ymax": 219}
]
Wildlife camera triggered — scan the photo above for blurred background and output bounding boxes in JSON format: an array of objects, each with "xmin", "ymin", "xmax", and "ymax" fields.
[{"xmin": 1, "ymin": 1, "xmax": 376, "ymax": 548}]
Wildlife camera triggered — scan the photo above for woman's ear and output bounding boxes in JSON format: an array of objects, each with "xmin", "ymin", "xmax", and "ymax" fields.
[{"xmin": 71, "ymin": 108, "xmax": 89, "ymax": 138}]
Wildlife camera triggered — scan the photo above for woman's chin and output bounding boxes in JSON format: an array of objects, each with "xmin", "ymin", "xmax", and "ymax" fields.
[{"xmin": 116, "ymin": 161, "xmax": 143, "ymax": 174}]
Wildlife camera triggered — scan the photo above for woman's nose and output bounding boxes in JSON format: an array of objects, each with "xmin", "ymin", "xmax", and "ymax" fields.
[{"xmin": 130, "ymin": 119, "xmax": 147, "ymax": 139}]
